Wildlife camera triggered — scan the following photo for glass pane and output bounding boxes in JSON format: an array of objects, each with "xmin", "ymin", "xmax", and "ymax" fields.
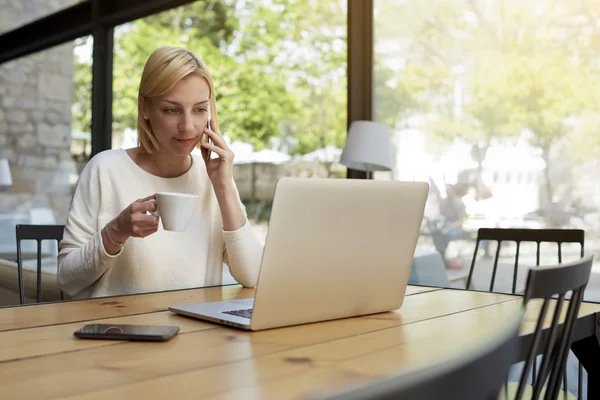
[
  {"xmin": 0, "ymin": 35, "xmax": 92, "ymax": 305},
  {"xmin": 0, "ymin": 0, "xmax": 81, "ymax": 35},
  {"xmin": 112, "ymin": 0, "xmax": 347, "ymax": 286},
  {"xmin": 374, "ymin": 0, "xmax": 600, "ymax": 298}
]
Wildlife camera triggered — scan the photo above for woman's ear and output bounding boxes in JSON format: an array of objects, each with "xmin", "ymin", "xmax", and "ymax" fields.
[{"xmin": 140, "ymin": 96, "xmax": 150, "ymax": 120}]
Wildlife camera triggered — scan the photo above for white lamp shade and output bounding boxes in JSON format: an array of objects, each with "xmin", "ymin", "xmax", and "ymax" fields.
[
  {"xmin": 0, "ymin": 158, "xmax": 12, "ymax": 186},
  {"xmin": 340, "ymin": 121, "xmax": 394, "ymax": 172}
]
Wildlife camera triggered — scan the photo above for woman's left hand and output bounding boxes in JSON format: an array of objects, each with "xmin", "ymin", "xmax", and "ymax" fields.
[{"xmin": 200, "ymin": 120, "xmax": 235, "ymax": 191}]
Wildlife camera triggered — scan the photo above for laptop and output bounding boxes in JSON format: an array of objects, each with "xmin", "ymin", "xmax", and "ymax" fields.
[{"xmin": 169, "ymin": 177, "xmax": 429, "ymax": 331}]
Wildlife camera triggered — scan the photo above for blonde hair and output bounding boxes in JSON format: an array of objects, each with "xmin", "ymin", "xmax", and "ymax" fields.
[{"xmin": 137, "ymin": 46, "xmax": 219, "ymax": 153}]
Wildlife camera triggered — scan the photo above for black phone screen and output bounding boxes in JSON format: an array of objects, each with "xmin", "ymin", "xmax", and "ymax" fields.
[{"xmin": 74, "ymin": 324, "xmax": 180, "ymax": 341}]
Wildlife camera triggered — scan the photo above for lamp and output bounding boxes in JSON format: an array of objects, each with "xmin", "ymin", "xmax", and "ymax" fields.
[
  {"xmin": 340, "ymin": 120, "xmax": 394, "ymax": 178},
  {"xmin": 0, "ymin": 158, "xmax": 13, "ymax": 191}
]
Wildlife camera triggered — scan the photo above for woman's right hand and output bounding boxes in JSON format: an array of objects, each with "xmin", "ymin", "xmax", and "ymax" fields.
[{"xmin": 102, "ymin": 194, "xmax": 159, "ymax": 254}]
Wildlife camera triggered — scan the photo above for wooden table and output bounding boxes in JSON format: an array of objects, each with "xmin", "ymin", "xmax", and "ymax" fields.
[{"xmin": 1, "ymin": 285, "xmax": 599, "ymax": 399}]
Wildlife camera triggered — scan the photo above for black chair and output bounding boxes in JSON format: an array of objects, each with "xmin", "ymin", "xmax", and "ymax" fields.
[
  {"xmin": 508, "ymin": 254, "xmax": 593, "ymax": 400},
  {"xmin": 466, "ymin": 228, "xmax": 586, "ymax": 398},
  {"xmin": 312, "ymin": 309, "xmax": 523, "ymax": 400},
  {"xmin": 16, "ymin": 224, "xmax": 65, "ymax": 304},
  {"xmin": 466, "ymin": 228, "xmax": 585, "ymax": 294}
]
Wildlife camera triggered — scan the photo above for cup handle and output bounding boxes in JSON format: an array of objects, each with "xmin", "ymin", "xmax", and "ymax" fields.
[{"xmin": 149, "ymin": 198, "xmax": 160, "ymax": 217}]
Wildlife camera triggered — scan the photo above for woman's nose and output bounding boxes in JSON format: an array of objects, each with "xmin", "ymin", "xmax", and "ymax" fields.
[{"xmin": 179, "ymin": 114, "xmax": 194, "ymax": 131}]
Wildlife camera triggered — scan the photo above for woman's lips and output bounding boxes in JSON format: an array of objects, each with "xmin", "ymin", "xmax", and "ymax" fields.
[{"xmin": 174, "ymin": 137, "xmax": 195, "ymax": 144}]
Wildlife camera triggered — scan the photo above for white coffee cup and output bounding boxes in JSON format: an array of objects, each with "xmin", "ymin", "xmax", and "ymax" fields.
[{"xmin": 150, "ymin": 192, "xmax": 199, "ymax": 232}]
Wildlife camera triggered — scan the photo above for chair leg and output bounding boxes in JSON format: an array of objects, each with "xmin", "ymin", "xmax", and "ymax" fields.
[
  {"xmin": 17, "ymin": 265, "xmax": 25, "ymax": 305},
  {"xmin": 563, "ymin": 366, "xmax": 568, "ymax": 400},
  {"xmin": 578, "ymin": 362, "xmax": 583, "ymax": 400},
  {"xmin": 17, "ymin": 239, "xmax": 25, "ymax": 305}
]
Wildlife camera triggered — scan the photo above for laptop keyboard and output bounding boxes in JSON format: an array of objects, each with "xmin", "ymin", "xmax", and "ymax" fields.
[{"xmin": 222, "ymin": 308, "xmax": 253, "ymax": 319}]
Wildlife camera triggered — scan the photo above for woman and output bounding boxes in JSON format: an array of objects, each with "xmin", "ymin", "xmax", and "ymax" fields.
[{"xmin": 58, "ymin": 46, "xmax": 263, "ymax": 299}]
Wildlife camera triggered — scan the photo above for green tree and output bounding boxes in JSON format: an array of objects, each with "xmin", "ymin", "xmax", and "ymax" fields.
[
  {"xmin": 108, "ymin": 0, "xmax": 346, "ymax": 155},
  {"xmin": 109, "ymin": 3, "xmax": 297, "ymax": 149},
  {"xmin": 504, "ymin": 52, "xmax": 586, "ymax": 202},
  {"xmin": 375, "ymin": 60, "xmax": 451, "ymax": 130},
  {"xmin": 463, "ymin": 0, "xmax": 600, "ymax": 203},
  {"xmin": 72, "ymin": 36, "xmax": 93, "ymax": 161},
  {"xmin": 231, "ymin": 0, "xmax": 348, "ymax": 155},
  {"xmin": 289, "ymin": 80, "xmax": 346, "ymax": 177},
  {"xmin": 72, "ymin": 59, "xmax": 92, "ymax": 134},
  {"xmin": 569, "ymin": 111, "xmax": 600, "ymax": 163},
  {"xmin": 376, "ymin": 0, "xmax": 600, "ymax": 206}
]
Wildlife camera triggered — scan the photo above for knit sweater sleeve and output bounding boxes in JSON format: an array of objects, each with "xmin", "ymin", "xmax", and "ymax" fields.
[
  {"xmin": 222, "ymin": 219, "xmax": 264, "ymax": 287},
  {"xmin": 57, "ymin": 154, "xmax": 122, "ymax": 296},
  {"xmin": 221, "ymin": 184, "xmax": 264, "ymax": 288}
]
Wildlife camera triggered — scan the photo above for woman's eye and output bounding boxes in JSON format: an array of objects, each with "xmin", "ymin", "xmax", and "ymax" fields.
[
  {"xmin": 164, "ymin": 108, "xmax": 178, "ymax": 114},
  {"xmin": 195, "ymin": 108, "xmax": 208, "ymax": 113}
]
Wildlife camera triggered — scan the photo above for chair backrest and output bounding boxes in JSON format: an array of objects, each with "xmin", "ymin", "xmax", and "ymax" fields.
[
  {"xmin": 312, "ymin": 310, "xmax": 523, "ymax": 400},
  {"xmin": 514, "ymin": 254, "xmax": 593, "ymax": 400},
  {"xmin": 466, "ymin": 228, "xmax": 585, "ymax": 293},
  {"xmin": 15, "ymin": 224, "xmax": 65, "ymax": 304}
]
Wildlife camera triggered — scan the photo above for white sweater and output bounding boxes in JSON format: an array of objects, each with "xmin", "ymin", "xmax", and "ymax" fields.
[{"xmin": 58, "ymin": 149, "xmax": 264, "ymax": 299}]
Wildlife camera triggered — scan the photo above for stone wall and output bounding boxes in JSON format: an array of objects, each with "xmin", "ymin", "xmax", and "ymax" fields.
[
  {"xmin": 233, "ymin": 161, "xmax": 345, "ymax": 202},
  {"xmin": 0, "ymin": 0, "xmax": 78, "ymax": 223}
]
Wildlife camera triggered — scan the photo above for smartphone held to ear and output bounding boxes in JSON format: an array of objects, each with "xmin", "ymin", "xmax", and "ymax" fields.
[
  {"xmin": 201, "ymin": 107, "xmax": 212, "ymax": 161},
  {"xmin": 74, "ymin": 324, "xmax": 180, "ymax": 342}
]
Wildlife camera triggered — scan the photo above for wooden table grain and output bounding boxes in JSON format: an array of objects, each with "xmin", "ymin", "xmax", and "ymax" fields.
[{"xmin": 0, "ymin": 285, "xmax": 598, "ymax": 400}]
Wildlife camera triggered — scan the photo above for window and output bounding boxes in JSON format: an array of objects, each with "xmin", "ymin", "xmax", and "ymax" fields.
[
  {"xmin": 0, "ymin": 36, "xmax": 92, "ymax": 305},
  {"xmin": 374, "ymin": 0, "xmax": 600, "ymax": 294},
  {"xmin": 111, "ymin": 0, "xmax": 348, "ymax": 247}
]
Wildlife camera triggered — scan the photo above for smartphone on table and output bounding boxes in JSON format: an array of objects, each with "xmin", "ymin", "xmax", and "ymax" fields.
[{"xmin": 74, "ymin": 324, "xmax": 180, "ymax": 342}]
